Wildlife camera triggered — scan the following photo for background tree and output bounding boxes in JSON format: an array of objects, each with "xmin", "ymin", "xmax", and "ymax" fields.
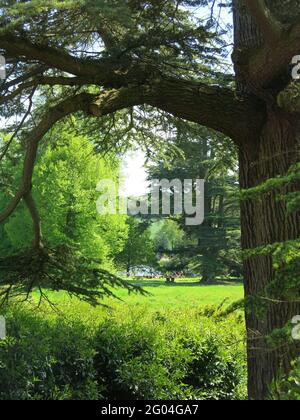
[
  {"xmin": 115, "ymin": 217, "xmax": 156, "ymax": 276},
  {"xmin": 0, "ymin": 125, "xmax": 139, "ymax": 304},
  {"xmin": 152, "ymin": 219, "xmax": 186, "ymax": 253},
  {"xmin": 149, "ymin": 123, "xmax": 242, "ymax": 283},
  {"xmin": 1, "ymin": 128, "xmax": 128, "ymax": 267}
]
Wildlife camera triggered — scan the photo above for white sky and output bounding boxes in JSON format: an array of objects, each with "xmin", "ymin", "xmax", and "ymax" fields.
[
  {"xmin": 121, "ymin": 5, "xmax": 233, "ymax": 198},
  {"xmin": 119, "ymin": 149, "xmax": 150, "ymax": 198}
]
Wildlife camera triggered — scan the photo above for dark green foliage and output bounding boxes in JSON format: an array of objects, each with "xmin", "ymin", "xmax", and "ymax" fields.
[
  {"xmin": 241, "ymin": 164, "xmax": 300, "ymax": 338},
  {"xmin": 0, "ymin": 0, "xmax": 228, "ymax": 82},
  {"xmin": 0, "ymin": 305, "xmax": 246, "ymax": 400},
  {"xmin": 149, "ymin": 123, "xmax": 241, "ymax": 282},
  {"xmin": 270, "ymin": 359, "xmax": 300, "ymax": 400},
  {"xmin": 239, "ymin": 163, "xmax": 300, "ymax": 396},
  {"xmin": 181, "ymin": 336, "xmax": 242, "ymax": 400},
  {"xmin": 0, "ymin": 309, "xmax": 102, "ymax": 400},
  {"xmin": 0, "ymin": 246, "xmax": 144, "ymax": 306}
]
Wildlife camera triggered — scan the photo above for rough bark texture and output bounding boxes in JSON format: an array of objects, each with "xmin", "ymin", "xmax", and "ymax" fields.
[{"xmin": 233, "ymin": 0, "xmax": 300, "ymax": 400}]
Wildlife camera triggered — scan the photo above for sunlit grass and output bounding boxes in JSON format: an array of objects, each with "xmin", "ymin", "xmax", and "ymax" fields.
[{"xmin": 29, "ymin": 277, "xmax": 244, "ymax": 315}]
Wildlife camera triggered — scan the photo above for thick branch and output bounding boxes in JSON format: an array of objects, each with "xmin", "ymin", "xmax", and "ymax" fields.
[
  {"xmin": 0, "ymin": 86, "xmax": 154, "ymax": 225},
  {"xmin": 0, "ymin": 33, "xmax": 105, "ymax": 77},
  {"xmin": 1, "ymin": 79, "xmax": 263, "ymax": 230},
  {"xmin": 146, "ymin": 77, "xmax": 265, "ymax": 141},
  {"xmin": 89, "ymin": 86, "xmax": 147, "ymax": 117},
  {"xmin": 88, "ymin": 77, "xmax": 264, "ymax": 140},
  {"xmin": 0, "ymin": 30, "xmax": 263, "ymax": 139},
  {"xmin": 245, "ymin": 0, "xmax": 282, "ymax": 44},
  {"xmin": 23, "ymin": 192, "xmax": 44, "ymax": 250},
  {"xmin": 0, "ymin": 33, "xmax": 151, "ymax": 87}
]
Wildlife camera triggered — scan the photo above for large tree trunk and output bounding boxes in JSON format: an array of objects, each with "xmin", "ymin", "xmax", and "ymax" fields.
[
  {"xmin": 233, "ymin": 0, "xmax": 300, "ymax": 400},
  {"xmin": 239, "ymin": 111, "xmax": 300, "ymax": 400}
]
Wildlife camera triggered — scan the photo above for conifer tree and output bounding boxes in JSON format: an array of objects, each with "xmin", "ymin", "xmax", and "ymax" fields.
[{"xmin": 0, "ymin": 0, "xmax": 299, "ymax": 398}]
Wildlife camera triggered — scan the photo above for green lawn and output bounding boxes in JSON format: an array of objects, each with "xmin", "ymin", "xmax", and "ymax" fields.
[
  {"xmin": 116, "ymin": 278, "xmax": 244, "ymax": 309},
  {"xmin": 35, "ymin": 278, "xmax": 244, "ymax": 311}
]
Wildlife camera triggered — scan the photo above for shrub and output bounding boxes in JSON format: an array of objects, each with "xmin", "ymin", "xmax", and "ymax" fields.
[
  {"xmin": 93, "ymin": 320, "xmax": 192, "ymax": 399},
  {"xmin": 92, "ymin": 311, "xmax": 246, "ymax": 400},
  {"xmin": 0, "ymin": 308, "xmax": 102, "ymax": 400},
  {"xmin": 0, "ymin": 303, "xmax": 247, "ymax": 400},
  {"xmin": 180, "ymin": 335, "xmax": 242, "ymax": 400}
]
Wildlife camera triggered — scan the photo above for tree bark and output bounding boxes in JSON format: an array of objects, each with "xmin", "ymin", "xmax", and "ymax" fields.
[
  {"xmin": 234, "ymin": 0, "xmax": 300, "ymax": 400},
  {"xmin": 239, "ymin": 110, "xmax": 300, "ymax": 400}
]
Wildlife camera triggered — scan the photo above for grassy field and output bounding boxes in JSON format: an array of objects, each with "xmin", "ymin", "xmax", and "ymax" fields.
[
  {"xmin": 114, "ymin": 278, "xmax": 244, "ymax": 309},
  {"xmin": 1, "ymin": 278, "xmax": 247, "ymax": 400},
  {"xmin": 33, "ymin": 278, "xmax": 244, "ymax": 312}
]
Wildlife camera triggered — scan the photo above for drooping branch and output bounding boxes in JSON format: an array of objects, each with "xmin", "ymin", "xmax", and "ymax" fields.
[
  {"xmin": 0, "ymin": 85, "xmax": 160, "ymax": 226},
  {"xmin": 0, "ymin": 86, "xmax": 36, "ymax": 162},
  {"xmin": 244, "ymin": 0, "xmax": 282, "ymax": 44},
  {"xmin": 23, "ymin": 191, "xmax": 44, "ymax": 250}
]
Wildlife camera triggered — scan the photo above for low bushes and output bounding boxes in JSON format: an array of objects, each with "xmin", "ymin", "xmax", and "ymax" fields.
[
  {"xmin": 0, "ymin": 303, "xmax": 247, "ymax": 400},
  {"xmin": 0, "ymin": 309, "xmax": 101, "ymax": 400}
]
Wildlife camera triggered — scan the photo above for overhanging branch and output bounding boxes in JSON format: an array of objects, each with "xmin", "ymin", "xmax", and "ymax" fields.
[
  {"xmin": 0, "ymin": 32, "xmax": 152, "ymax": 88},
  {"xmin": 0, "ymin": 30, "xmax": 263, "ymax": 140},
  {"xmin": 88, "ymin": 78, "xmax": 264, "ymax": 141},
  {"xmin": 0, "ymin": 86, "xmax": 155, "ymax": 227},
  {"xmin": 24, "ymin": 191, "xmax": 44, "ymax": 250},
  {"xmin": 145, "ymin": 77, "xmax": 265, "ymax": 141}
]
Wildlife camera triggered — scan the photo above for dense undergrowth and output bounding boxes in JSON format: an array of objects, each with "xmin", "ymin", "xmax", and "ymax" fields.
[
  {"xmin": 0, "ymin": 300, "xmax": 298, "ymax": 400},
  {"xmin": 0, "ymin": 302, "xmax": 247, "ymax": 400}
]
